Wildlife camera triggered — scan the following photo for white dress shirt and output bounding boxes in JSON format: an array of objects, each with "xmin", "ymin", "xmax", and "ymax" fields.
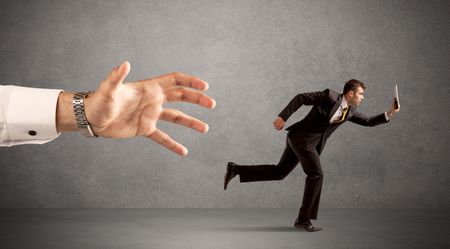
[
  {"xmin": 0, "ymin": 85, "xmax": 62, "ymax": 146},
  {"xmin": 330, "ymin": 97, "xmax": 349, "ymax": 123}
]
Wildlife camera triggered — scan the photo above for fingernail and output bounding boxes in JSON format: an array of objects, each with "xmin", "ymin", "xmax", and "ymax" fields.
[{"xmin": 210, "ymin": 99, "xmax": 217, "ymax": 109}]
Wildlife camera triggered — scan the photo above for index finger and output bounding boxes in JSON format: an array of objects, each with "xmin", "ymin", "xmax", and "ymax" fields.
[{"xmin": 155, "ymin": 72, "xmax": 209, "ymax": 91}]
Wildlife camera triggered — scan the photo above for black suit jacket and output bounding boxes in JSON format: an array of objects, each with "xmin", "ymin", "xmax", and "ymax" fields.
[{"xmin": 278, "ymin": 89, "xmax": 388, "ymax": 154}]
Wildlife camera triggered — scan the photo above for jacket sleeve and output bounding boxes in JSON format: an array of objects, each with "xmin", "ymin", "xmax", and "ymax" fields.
[
  {"xmin": 349, "ymin": 110, "xmax": 389, "ymax": 127},
  {"xmin": 278, "ymin": 89, "xmax": 329, "ymax": 121}
]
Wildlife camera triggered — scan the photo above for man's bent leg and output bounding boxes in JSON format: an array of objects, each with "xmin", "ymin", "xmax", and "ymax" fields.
[{"xmin": 237, "ymin": 139, "xmax": 299, "ymax": 182}]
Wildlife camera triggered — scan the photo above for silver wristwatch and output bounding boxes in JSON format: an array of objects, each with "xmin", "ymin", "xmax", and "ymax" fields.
[{"xmin": 73, "ymin": 91, "xmax": 98, "ymax": 137}]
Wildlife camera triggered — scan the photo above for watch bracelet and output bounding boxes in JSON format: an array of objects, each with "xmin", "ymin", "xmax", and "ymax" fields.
[{"xmin": 72, "ymin": 91, "xmax": 98, "ymax": 137}]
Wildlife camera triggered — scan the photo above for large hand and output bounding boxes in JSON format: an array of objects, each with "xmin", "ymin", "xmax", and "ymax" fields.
[
  {"xmin": 85, "ymin": 61, "xmax": 216, "ymax": 156},
  {"xmin": 273, "ymin": 117, "xmax": 285, "ymax": 130}
]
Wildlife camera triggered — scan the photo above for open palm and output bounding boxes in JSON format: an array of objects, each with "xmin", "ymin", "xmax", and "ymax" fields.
[{"xmin": 85, "ymin": 61, "xmax": 216, "ymax": 156}]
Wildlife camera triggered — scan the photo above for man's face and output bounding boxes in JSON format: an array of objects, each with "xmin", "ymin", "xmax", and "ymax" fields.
[{"xmin": 348, "ymin": 86, "xmax": 364, "ymax": 106}]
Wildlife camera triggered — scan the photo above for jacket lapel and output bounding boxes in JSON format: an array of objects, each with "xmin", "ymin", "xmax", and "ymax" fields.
[{"xmin": 328, "ymin": 94, "xmax": 343, "ymax": 121}]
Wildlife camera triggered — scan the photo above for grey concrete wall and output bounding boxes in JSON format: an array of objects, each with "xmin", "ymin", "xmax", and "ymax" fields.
[{"xmin": 0, "ymin": 0, "xmax": 449, "ymax": 208}]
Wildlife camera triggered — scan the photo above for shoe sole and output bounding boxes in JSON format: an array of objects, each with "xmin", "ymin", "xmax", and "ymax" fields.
[{"xmin": 294, "ymin": 224, "xmax": 322, "ymax": 232}]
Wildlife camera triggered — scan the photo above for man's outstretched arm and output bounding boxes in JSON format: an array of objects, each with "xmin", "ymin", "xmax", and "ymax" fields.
[{"xmin": 349, "ymin": 99, "xmax": 400, "ymax": 126}]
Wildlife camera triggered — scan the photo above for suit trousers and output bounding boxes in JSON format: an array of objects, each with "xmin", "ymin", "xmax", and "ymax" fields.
[{"xmin": 237, "ymin": 136, "xmax": 323, "ymax": 220}]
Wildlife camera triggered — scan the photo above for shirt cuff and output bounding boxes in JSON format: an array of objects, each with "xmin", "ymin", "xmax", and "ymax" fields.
[
  {"xmin": 4, "ymin": 85, "xmax": 63, "ymax": 144},
  {"xmin": 384, "ymin": 112, "xmax": 390, "ymax": 121}
]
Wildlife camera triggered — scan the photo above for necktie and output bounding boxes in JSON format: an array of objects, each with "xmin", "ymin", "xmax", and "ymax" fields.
[{"xmin": 336, "ymin": 107, "xmax": 349, "ymax": 123}]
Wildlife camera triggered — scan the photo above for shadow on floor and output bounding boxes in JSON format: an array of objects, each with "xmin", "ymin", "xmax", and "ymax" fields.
[{"xmin": 213, "ymin": 225, "xmax": 302, "ymax": 232}]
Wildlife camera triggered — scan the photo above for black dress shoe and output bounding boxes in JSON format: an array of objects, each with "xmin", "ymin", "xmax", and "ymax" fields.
[
  {"xmin": 294, "ymin": 219, "xmax": 322, "ymax": 232},
  {"xmin": 224, "ymin": 162, "xmax": 237, "ymax": 190}
]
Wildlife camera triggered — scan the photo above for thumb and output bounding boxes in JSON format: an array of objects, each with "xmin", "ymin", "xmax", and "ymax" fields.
[{"xmin": 106, "ymin": 60, "xmax": 131, "ymax": 89}]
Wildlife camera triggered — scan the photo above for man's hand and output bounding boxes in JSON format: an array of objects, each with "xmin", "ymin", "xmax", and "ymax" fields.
[
  {"xmin": 387, "ymin": 98, "xmax": 400, "ymax": 119},
  {"xmin": 273, "ymin": 117, "xmax": 285, "ymax": 130},
  {"xmin": 57, "ymin": 61, "xmax": 216, "ymax": 156}
]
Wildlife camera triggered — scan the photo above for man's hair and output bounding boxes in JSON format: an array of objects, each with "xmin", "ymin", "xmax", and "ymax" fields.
[{"xmin": 343, "ymin": 79, "xmax": 366, "ymax": 94}]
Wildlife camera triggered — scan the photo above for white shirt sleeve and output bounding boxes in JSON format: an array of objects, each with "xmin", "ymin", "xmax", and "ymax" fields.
[{"xmin": 0, "ymin": 85, "xmax": 63, "ymax": 146}]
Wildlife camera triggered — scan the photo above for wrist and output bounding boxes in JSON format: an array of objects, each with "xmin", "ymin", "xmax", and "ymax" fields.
[
  {"xmin": 56, "ymin": 92, "xmax": 78, "ymax": 133},
  {"xmin": 73, "ymin": 91, "xmax": 98, "ymax": 137},
  {"xmin": 387, "ymin": 110, "xmax": 394, "ymax": 118}
]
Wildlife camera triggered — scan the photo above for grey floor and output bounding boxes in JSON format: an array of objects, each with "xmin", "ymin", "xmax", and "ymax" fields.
[{"xmin": 0, "ymin": 208, "xmax": 449, "ymax": 249}]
